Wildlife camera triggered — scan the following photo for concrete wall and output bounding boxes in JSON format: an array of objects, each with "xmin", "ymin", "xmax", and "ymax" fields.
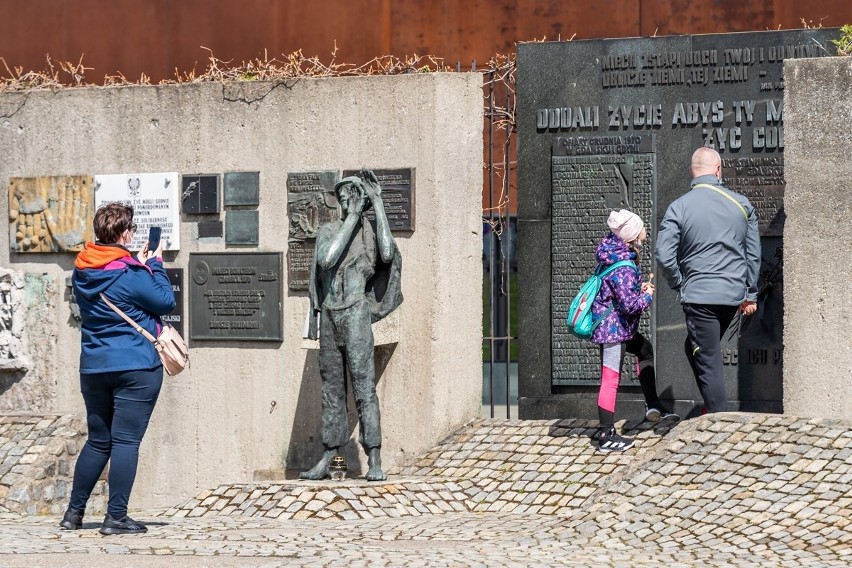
[
  {"xmin": 784, "ymin": 56, "xmax": 852, "ymax": 420},
  {"xmin": 0, "ymin": 74, "xmax": 484, "ymax": 509}
]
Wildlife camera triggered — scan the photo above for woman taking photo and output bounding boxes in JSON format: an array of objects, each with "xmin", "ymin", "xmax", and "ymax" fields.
[{"xmin": 60, "ymin": 202, "xmax": 175, "ymax": 535}]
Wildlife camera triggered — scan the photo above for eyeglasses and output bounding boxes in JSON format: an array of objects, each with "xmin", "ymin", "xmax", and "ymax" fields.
[{"xmin": 129, "ymin": 223, "xmax": 137, "ymax": 233}]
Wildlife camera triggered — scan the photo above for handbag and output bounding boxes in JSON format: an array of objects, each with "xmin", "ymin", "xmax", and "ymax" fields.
[{"xmin": 100, "ymin": 293, "xmax": 189, "ymax": 376}]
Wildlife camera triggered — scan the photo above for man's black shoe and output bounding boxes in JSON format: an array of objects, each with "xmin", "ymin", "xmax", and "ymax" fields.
[
  {"xmin": 59, "ymin": 508, "xmax": 83, "ymax": 530},
  {"xmin": 99, "ymin": 514, "xmax": 148, "ymax": 535}
]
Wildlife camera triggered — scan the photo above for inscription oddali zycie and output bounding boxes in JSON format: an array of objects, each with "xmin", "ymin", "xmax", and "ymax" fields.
[
  {"xmin": 538, "ymin": 99, "xmax": 785, "ymax": 151},
  {"xmin": 550, "ymin": 140, "xmax": 655, "ymax": 385}
]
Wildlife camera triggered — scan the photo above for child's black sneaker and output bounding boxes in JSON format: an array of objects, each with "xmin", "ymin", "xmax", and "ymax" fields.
[
  {"xmin": 645, "ymin": 405, "xmax": 680, "ymax": 423},
  {"xmin": 594, "ymin": 427, "xmax": 635, "ymax": 453}
]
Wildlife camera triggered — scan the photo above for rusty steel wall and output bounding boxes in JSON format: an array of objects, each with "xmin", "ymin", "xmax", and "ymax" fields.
[{"xmin": 1, "ymin": 0, "xmax": 850, "ymax": 83}]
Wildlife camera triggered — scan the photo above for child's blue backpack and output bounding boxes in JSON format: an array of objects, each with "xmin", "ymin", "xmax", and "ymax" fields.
[{"xmin": 567, "ymin": 260, "xmax": 637, "ymax": 339}]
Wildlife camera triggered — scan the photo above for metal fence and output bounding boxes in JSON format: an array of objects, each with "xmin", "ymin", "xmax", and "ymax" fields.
[{"xmin": 479, "ymin": 60, "xmax": 517, "ymax": 419}]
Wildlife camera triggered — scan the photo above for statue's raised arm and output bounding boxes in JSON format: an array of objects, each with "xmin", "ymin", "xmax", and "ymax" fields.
[{"xmin": 361, "ymin": 169, "xmax": 395, "ymax": 264}]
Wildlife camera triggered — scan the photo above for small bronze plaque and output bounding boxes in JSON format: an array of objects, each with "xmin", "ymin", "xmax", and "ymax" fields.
[
  {"xmin": 286, "ymin": 171, "xmax": 339, "ymax": 291},
  {"xmin": 163, "ymin": 268, "xmax": 184, "ymax": 337},
  {"xmin": 188, "ymin": 252, "xmax": 282, "ymax": 341},
  {"xmin": 224, "ymin": 171, "xmax": 260, "ymax": 207},
  {"xmin": 181, "ymin": 174, "xmax": 220, "ymax": 214},
  {"xmin": 343, "ymin": 168, "xmax": 415, "ymax": 232},
  {"xmin": 225, "ymin": 210, "xmax": 259, "ymax": 246},
  {"xmin": 197, "ymin": 220, "xmax": 223, "ymax": 239},
  {"xmin": 287, "ymin": 240, "xmax": 315, "ymax": 291}
]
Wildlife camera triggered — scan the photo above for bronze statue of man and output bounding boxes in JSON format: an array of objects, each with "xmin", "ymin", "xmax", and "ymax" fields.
[{"xmin": 301, "ymin": 169, "xmax": 402, "ymax": 481}]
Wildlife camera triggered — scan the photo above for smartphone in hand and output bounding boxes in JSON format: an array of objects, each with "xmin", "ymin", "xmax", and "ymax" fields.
[{"xmin": 148, "ymin": 226, "xmax": 162, "ymax": 252}]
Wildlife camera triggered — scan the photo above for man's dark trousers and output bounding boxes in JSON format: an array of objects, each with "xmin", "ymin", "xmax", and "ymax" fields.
[{"xmin": 682, "ymin": 303, "xmax": 739, "ymax": 413}]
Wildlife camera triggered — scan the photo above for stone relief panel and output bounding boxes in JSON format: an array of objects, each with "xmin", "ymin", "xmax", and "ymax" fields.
[
  {"xmin": 287, "ymin": 171, "xmax": 340, "ymax": 291},
  {"xmin": 0, "ymin": 269, "xmax": 28, "ymax": 372},
  {"xmin": 8, "ymin": 176, "xmax": 93, "ymax": 253},
  {"xmin": 0, "ymin": 270, "xmax": 58, "ymax": 413}
]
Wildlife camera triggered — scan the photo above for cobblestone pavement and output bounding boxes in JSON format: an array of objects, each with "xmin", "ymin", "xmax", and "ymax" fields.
[{"xmin": 0, "ymin": 412, "xmax": 850, "ymax": 567}]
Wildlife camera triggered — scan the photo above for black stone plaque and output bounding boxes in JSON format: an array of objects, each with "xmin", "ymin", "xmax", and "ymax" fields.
[
  {"xmin": 181, "ymin": 174, "xmax": 220, "ymax": 214},
  {"xmin": 163, "ymin": 268, "xmax": 184, "ymax": 337},
  {"xmin": 551, "ymin": 137, "xmax": 656, "ymax": 385},
  {"xmin": 343, "ymin": 168, "xmax": 415, "ymax": 232},
  {"xmin": 286, "ymin": 171, "xmax": 339, "ymax": 291},
  {"xmin": 197, "ymin": 220, "xmax": 223, "ymax": 238},
  {"xmin": 225, "ymin": 210, "xmax": 259, "ymax": 246},
  {"xmin": 188, "ymin": 253, "xmax": 282, "ymax": 341},
  {"xmin": 224, "ymin": 171, "xmax": 260, "ymax": 207},
  {"xmin": 517, "ymin": 29, "xmax": 838, "ymax": 419}
]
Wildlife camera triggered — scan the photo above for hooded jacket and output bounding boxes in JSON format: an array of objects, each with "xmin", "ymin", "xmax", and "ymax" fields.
[
  {"xmin": 590, "ymin": 233, "xmax": 652, "ymax": 344},
  {"xmin": 72, "ymin": 242, "xmax": 176, "ymax": 374}
]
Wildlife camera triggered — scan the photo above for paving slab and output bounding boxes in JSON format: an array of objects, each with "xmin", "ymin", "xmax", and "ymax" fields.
[{"xmin": 0, "ymin": 412, "xmax": 850, "ymax": 567}]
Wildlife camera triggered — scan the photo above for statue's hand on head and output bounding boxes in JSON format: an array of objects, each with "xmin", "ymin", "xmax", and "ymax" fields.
[
  {"xmin": 360, "ymin": 169, "xmax": 382, "ymax": 200},
  {"xmin": 348, "ymin": 186, "xmax": 367, "ymax": 217}
]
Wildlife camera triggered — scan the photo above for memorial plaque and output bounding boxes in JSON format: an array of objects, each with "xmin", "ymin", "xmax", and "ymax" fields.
[
  {"xmin": 224, "ymin": 171, "xmax": 260, "ymax": 207},
  {"xmin": 188, "ymin": 252, "xmax": 282, "ymax": 341},
  {"xmin": 181, "ymin": 174, "xmax": 220, "ymax": 214},
  {"xmin": 197, "ymin": 220, "xmax": 223, "ymax": 238},
  {"xmin": 94, "ymin": 172, "xmax": 181, "ymax": 250},
  {"xmin": 343, "ymin": 168, "xmax": 415, "ymax": 232},
  {"xmin": 286, "ymin": 171, "xmax": 339, "ymax": 291},
  {"xmin": 8, "ymin": 176, "xmax": 93, "ymax": 253},
  {"xmin": 225, "ymin": 210, "xmax": 259, "ymax": 246},
  {"xmin": 551, "ymin": 137, "xmax": 656, "ymax": 385},
  {"xmin": 517, "ymin": 29, "xmax": 838, "ymax": 418},
  {"xmin": 163, "ymin": 268, "xmax": 184, "ymax": 337}
]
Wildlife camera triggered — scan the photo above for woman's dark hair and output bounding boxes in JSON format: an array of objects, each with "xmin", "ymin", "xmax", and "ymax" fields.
[{"xmin": 92, "ymin": 202, "xmax": 134, "ymax": 244}]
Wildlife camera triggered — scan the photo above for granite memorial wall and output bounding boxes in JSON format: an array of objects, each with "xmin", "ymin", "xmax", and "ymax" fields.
[{"xmin": 517, "ymin": 29, "xmax": 839, "ymax": 419}]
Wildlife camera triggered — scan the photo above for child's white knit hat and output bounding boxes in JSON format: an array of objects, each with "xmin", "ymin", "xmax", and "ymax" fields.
[{"xmin": 607, "ymin": 209, "xmax": 644, "ymax": 242}]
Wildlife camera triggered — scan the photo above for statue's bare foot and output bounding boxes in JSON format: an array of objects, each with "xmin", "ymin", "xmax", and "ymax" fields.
[
  {"xmin": 365, "ymin": 447, "xmax": 387, "ymax": 481},
  {"xmin": 299, "ymin": 449, "xmax": 335, "ymax": 480}
]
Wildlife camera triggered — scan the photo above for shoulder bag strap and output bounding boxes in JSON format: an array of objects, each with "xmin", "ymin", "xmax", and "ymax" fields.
[
  {"xmin": 99, "ymin": 293, "xmax": 157, "ymax": 344},
  {"xmin": 694, "ymin": 183, "xmax": 748, "ymax": 222}
]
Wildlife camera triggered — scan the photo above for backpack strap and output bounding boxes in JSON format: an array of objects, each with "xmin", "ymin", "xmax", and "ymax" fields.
[
  {"xmin": 694, "ymin": 183, "xmax": 748, "ymax": 222},
  {"xmin": 590, "ymin": 260, "xmax": 638, "ymax": 332},
  {"xmin": 596, "ymin": 259, "xmax": 637, "ymax": 277}
]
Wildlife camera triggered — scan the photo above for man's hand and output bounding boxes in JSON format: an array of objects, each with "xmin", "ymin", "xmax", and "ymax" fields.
[{"xmin": 740, "ymin": 300, "xmax": 757, "ymax": 316}]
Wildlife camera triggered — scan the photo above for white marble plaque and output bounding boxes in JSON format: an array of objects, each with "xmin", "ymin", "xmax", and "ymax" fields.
[{"xmin": 94, "ymin": 173, "xmax": 181, "ymax": 250}]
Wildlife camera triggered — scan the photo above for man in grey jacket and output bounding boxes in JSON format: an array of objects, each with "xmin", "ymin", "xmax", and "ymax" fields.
[{"xmin": 655, "ymin": 147, "xmax": 761, "ymax": 413}]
